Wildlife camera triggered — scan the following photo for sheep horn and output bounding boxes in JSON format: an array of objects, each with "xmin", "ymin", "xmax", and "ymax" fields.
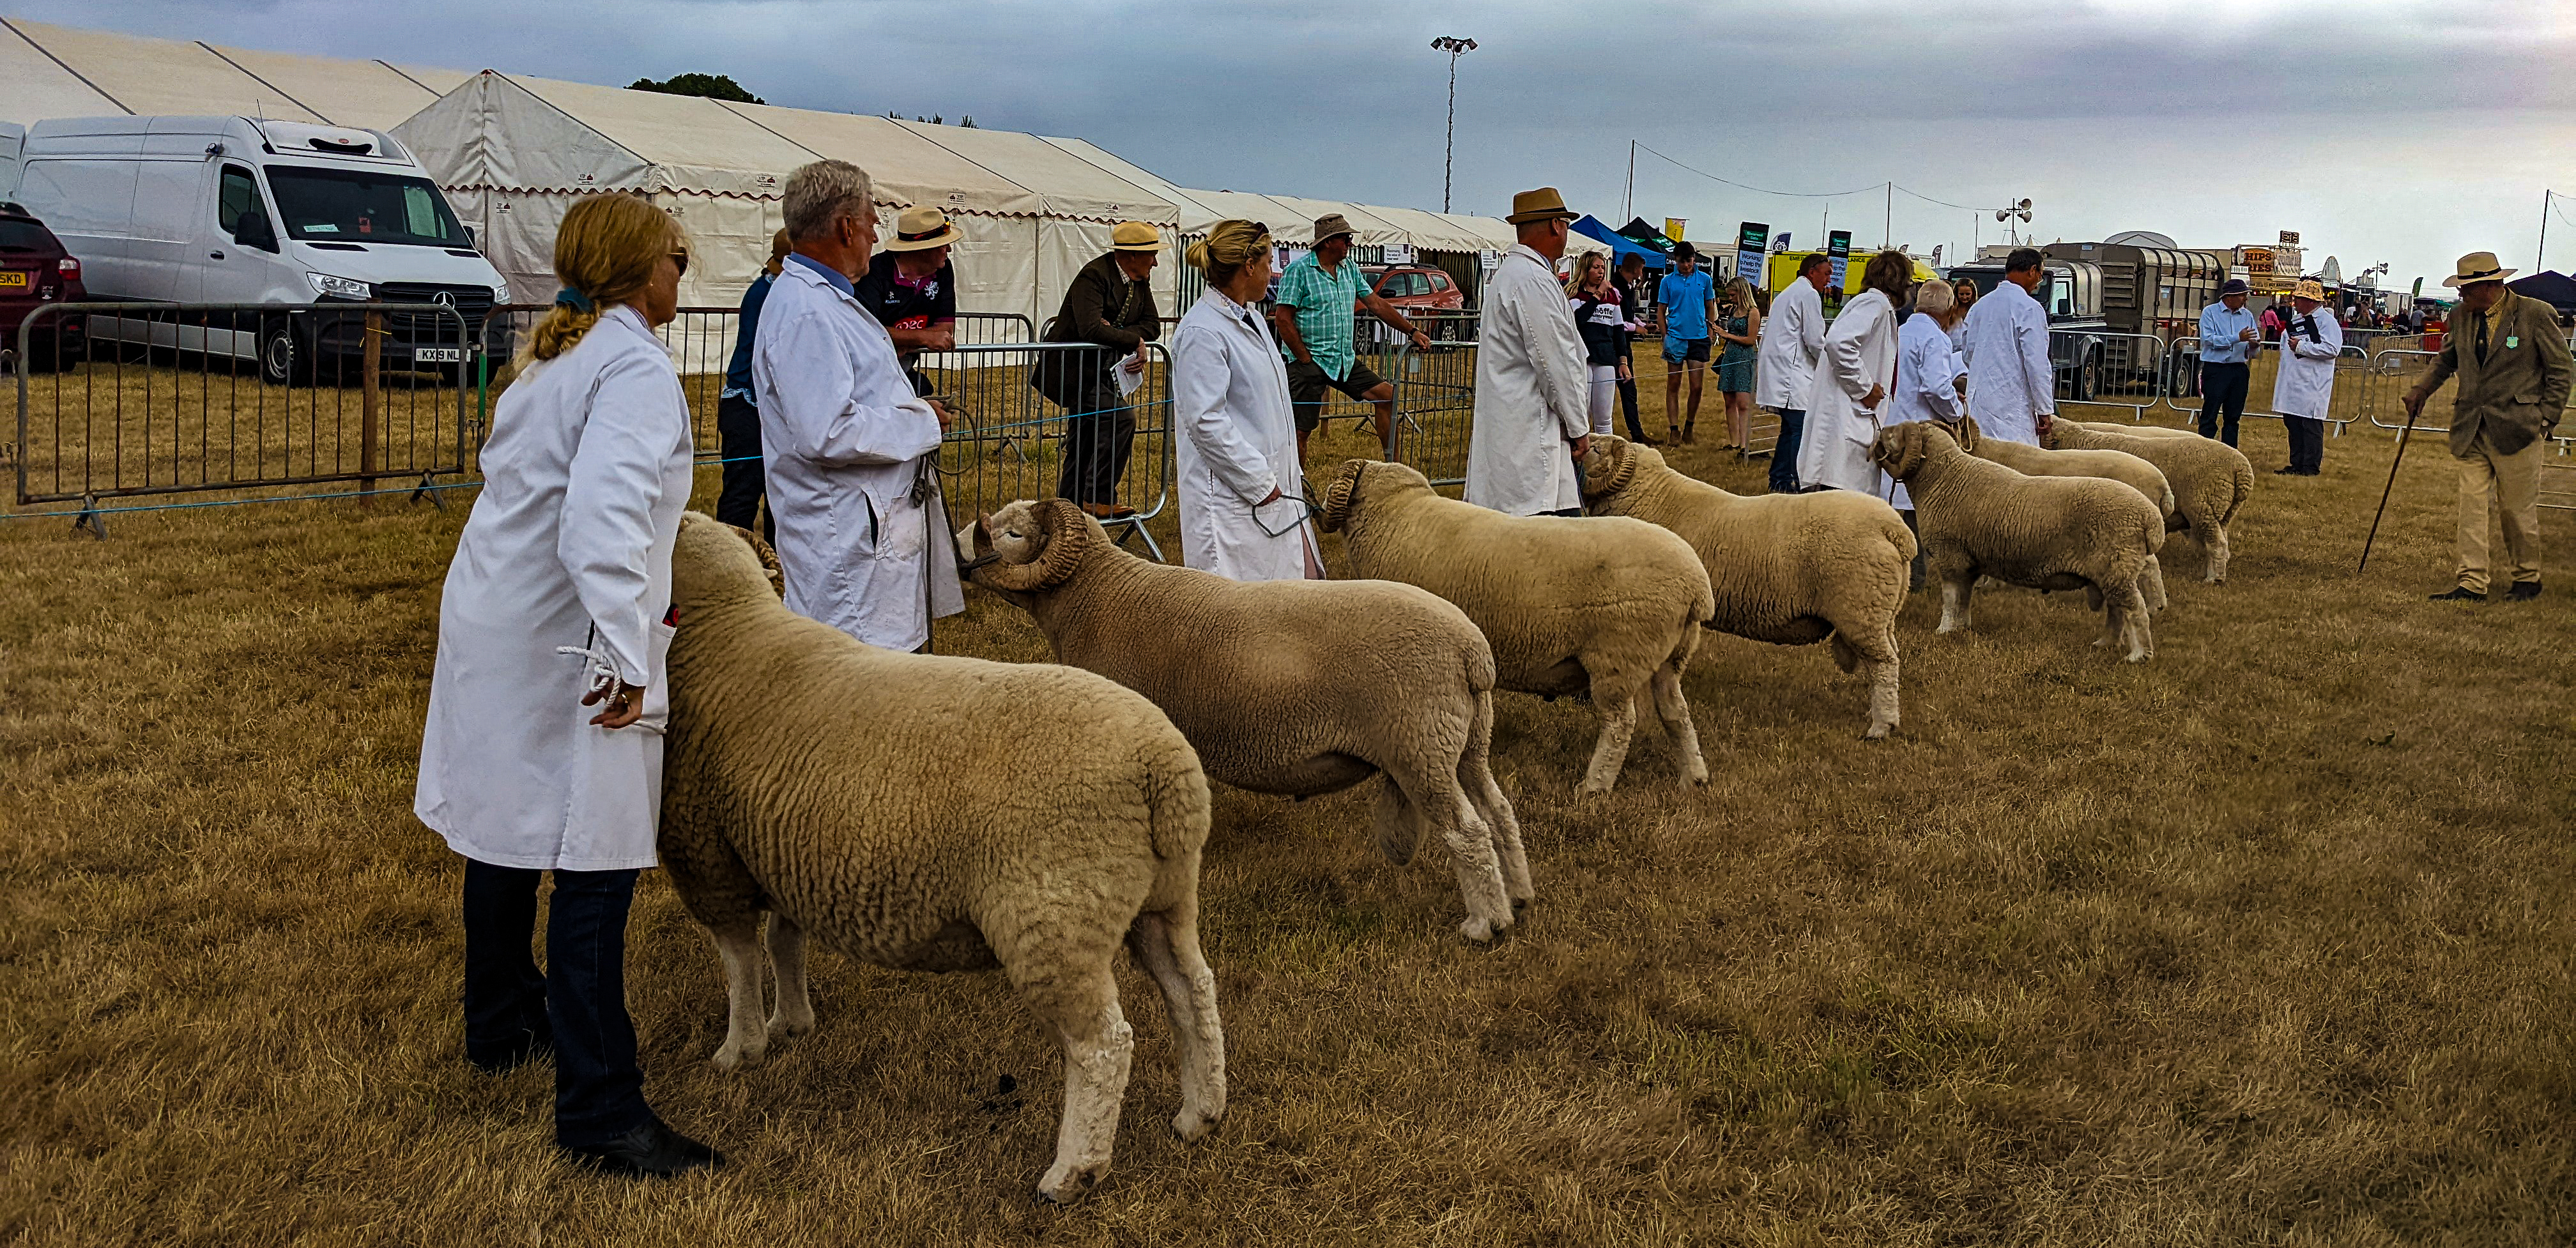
[
  {"xmin": 979, "ymin": 499, "xmax": 1093, "ymax": 592},
  {"xmin": 1589, "ymin": 437, "xmax": 1639, "ymax": 498},
  {"xmin": 1316, "ymin": 460, "xmax": 1367, "ymax": 533},
  {"xmin": 725, "ymin": 521, "xmax": 787, "ymax": 598}
]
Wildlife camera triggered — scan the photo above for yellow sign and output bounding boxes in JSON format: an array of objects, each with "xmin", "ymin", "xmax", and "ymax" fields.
[{"xmin": 1665, "ymin": 218, "xmax": 1688, "ymax": 246}]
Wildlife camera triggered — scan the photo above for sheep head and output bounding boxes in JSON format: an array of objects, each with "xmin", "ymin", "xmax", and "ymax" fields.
[
  {"xmin": 1577, "ymin": 434, "xmax": 1643, "ymax": 502},
  {"xmin": 672, "ymin": 510, "xmax": 783, "ymax": 609},
  {"xmin": 1317, "ymin": 459, "xmax": 1431, "ymax": 533},
  {"xmin": 1871, "ymin": 422, "xmax": 1938, "ymax": 482},
  {"xmin": 967, "ymin": 498, "xmax": 1093, "ymax": 593}
]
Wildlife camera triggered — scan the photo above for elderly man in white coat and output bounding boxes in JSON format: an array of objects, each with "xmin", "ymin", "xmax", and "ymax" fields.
[
  {"xmin": 755, "ymin": 160, "xmax": 961, "ymax": 651},
  {"xmin": 1797, "ymin": 250, "xmax": 1910, "ymax": 495},
  {"xmin": 1466, "ymin": 188, "xmax": 1591, "ymax": 516},
  {"xmin": 1881, "ymin": 278, "xmax": 1966, "ymax": 588},
  {"xmin": 1757, "ymin": 252, "xmax": 1830, "ymax": 493},
  {"xmin": 1170, "ymin": 220, "xmax": 1321, "ymax": 579},
  {"xmin": 2272, "ymin": 279, "xmax": 2343, "ymax": 476},
  {"xmin": 1961, "ymin": 247, "xmax": 2059, "ymax": 445}
]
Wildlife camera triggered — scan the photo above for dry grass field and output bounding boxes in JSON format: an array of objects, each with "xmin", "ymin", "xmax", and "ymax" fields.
[{"xmin": 4, "ymin": 363, "xmax": 2574, "ymax": 1245}]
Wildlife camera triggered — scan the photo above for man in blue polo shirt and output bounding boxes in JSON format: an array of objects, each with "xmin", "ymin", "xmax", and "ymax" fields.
[
  {"xmin": 2196, "ymin": 277, "xmax": 2260, "ymax": 446},
  {"xmin": 1656, "ymin": 243, "xmax": 1719, "ymax": 442}
]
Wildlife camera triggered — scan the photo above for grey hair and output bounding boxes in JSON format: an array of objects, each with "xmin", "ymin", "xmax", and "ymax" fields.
[
  {"xmin": 783, "ymin": 160, "xmax": 874, "ymax": 242},
  {"xmin": 1914, "ymin": 277, "xmax": 1956, "ymax": 315}
]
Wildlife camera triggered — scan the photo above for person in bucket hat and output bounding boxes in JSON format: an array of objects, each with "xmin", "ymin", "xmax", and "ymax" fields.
[
  {"xmin": 1273, "ymin": 211, "xmax": 1434, "ymax": 459},
  {"xmin": 855, "ymin": 206, "xmax": 962, "ymax": 396},
  {"xmin": 2405, "ymin": 251, "xmax": 2574, "ymax": 601},
  {"xmin": 2195, "ymin": 276, "xmax": 2260, "ymax": 446}
]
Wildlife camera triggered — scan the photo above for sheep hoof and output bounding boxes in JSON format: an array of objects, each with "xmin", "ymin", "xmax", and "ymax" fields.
[
  {"xmin": 1036, "ymin": 1164, "xmax": 1103, "ymax": 1205},
  {"xmin": 1863, "ymin": 722, "xmax": 1892, "ymax": 740},
  {"xmin": 712, "ymin": 1041, "xmax": 763, "ymax": 1073},
  {"xmin": 766, "ymin": 1011, "xmax": 813, "ymax": 1040},
  {"xmin": 1459, "ymin": 915, "xmax": 1500, "ymax": 943},
  {"xmin": 1171, "ymin": 1107, "xmax": 1222, "ymax": 1143}
]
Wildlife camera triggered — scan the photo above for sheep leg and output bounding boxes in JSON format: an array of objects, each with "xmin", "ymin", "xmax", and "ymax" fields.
[
  {"xmin": 2142, "ymin": 553, "xmax": 2170, "ymax": 613},
  {"xmin": 1124, "ymin": 907, "xmax": 1227, "ymax": 1142},
  {"xmin": 767, "ymin": 910, "xmax": 815, "ymax": 1040},
  {"xmin": 1578, "ymin": 683, "xmax": 1640, "ymax": 795},
  {"xmin": 1031, "ymin": 973, "xmax": 1134, "ymax": 1204},
  {"xmin": 1368, "ymin": 775, "xmax": 1422, "ymax": 867},
  {"xmin": 2202, "ymin": 522, "xmax": 2230, "ymax": 584},
  {"xmin": 708, "ymin": 920, "xmax": 769, "ymax": 1072},
  {"xmin": 1936, "ymin": 574, "xmax": 1975, "ymax": 633},
  {"xmin": 1648, "ymin": 661, "xmax": 1708, "ymax": 788},
  {"xmin": 1853, "ymin": 630, "xmax": 1901, "ymax": 739},
  {"xmin": 2119, "ymin": 579, "xmax": 2155, "ymax": 662},
  {"xmin": 1461, "ymin": 691, "xmax": 1531, "ymax": 907}
]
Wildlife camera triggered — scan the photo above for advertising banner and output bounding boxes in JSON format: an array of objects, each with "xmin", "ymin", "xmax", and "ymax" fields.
[{"xmin": 1736, "ymin": 222, "xmax": 1768, "ymax": 284}]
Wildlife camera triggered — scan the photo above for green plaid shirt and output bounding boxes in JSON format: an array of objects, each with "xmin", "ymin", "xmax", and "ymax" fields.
[{"xmin": 1275, "ymin": 251, "xmax": 1368, "ymax": 381}]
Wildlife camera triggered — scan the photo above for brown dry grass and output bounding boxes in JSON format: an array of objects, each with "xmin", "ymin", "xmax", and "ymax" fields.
[{"xmin": 4, "ymin": 369, "xmax": 2574, "ymax": 1246}]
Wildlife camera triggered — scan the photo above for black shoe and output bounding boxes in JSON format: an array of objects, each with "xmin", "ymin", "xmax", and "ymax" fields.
[
  {"xmin": 2428, "ymin": 586, "xmax": 2485, "ymax": 602},
  {"xmin": 560, "ymin": 1118, "xmax": 724, "ymax": 1178},
  {"xmin": 2274, "ymin": 466, "xmax": 2300, "ymax": 475},
  {"xmin": 2506, "ymin": 581, "xmax": 2542, "ymax": 602}
]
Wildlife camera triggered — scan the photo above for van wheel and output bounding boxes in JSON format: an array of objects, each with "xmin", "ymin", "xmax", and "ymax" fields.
[{"xmin": 260, "ymin": 318, "xmax": 310, "ymax": 386}]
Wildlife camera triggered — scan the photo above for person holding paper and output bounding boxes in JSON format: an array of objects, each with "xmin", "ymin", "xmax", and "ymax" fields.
[
  {"xmin": 1038, "ymin": 222, "xmax": 1163, "ymax": 519},
  {"xmin": 1273, "ymin": 213, "xmax": 1433, "ymax": 460},
  {"xmin": 2195, "ymin": 277, "xmax": 2259, "ymax": 446},
  {"xmin": 2271, "ymin": 280, "xmax": 2342, "ymax": 476},
  {"xmin": 1170, "ymin": 220, "xmax": 1320, "ymax": 581}
]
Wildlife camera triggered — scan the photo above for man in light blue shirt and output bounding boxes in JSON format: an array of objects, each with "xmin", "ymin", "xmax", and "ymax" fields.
[
  {"xmin": 2196, "ymin": 277, "xmax": 2260, "ymax": 445},
  {"xmin": 1656, "ymin": 244, "xmax": 1719, "ymax": 441}
]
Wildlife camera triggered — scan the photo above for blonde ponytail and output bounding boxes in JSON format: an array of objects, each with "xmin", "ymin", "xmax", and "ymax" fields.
[
  {"xmin": 1190, "ymin": 219, "xmax": 1272, "ymax": 293},
  {"xmin": 512, "ymin": 194, "xmax": 688, "ymax": 372}
]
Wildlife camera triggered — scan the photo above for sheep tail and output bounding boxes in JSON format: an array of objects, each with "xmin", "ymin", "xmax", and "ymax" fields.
[
  {"xmin": 1141, "ymin": 737, "xmax": 1213, "ymax": 865},
  {"xmin": 2221, "ymin": 463, "xmax": 2253, "ymax": 528},
  {"xmin": 1884, "ymin": 511, "xmax": 1918, "ymax": 563}
]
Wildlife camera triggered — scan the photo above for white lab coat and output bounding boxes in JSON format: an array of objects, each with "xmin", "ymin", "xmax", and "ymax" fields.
[
  {"xmin": 1880, "ymin": 312, "xmax": 1966, "ymax": 510},
  {"xmin": 1755, "ymin": 276, "xmax": 1827, "ymax": 410},
  {"xmin": 1797, "ymin": 288, "xmax": 1898, "ymax": 494},
  {"xmin": 1961, "ymin": 277, "xmax": 2056, "ymax": 445},
  {"xmin": 415, "ymin": 306, "xmax": 694, "ymax": 871},
  {"xmin": 2271, "ymin": 307, "xmax": 2343, "ymax": 420},
  {"xmin": 754, "ymin": 257, "xmax": 963, "ymax": 651},
  {"xmin": 1170, "ymin": 289, "xmax": 1319, "ymax": 581},
  {"xmin": 1466, "ymin": 245, "xmax": 1590, "ymax": 515}
]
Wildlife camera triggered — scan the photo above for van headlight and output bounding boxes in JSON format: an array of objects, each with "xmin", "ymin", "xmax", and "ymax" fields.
[
  {"xmin": 492, "ymin": 280, "xmax": 510, "ymax": 303},
  {"xmin": 306, "ymin": 272, "xmax": 372, "ymax": 300}
]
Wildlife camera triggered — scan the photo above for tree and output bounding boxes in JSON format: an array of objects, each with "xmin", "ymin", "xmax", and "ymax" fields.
[
  {"xmin": 629, "ymin": 73, "xmax": 763, "ymax": 104},
  {"xmin": 960, "ymin": 116, "xmax": 977, "ymax": 128}
]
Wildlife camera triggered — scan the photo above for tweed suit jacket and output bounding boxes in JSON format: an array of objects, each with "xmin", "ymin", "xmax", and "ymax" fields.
[{"xmin": 2407, "ymin": 291, "xmax": 2574, "ymax": 457}]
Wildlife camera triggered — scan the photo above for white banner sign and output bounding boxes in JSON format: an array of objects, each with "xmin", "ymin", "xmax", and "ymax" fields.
[
  {"xmin": 1383, "ymin": 243, "xmax": 1415, "ymax": 265},
  {"xmin": 1478, "ymin": 248, "xmax": 1499, "ymax": 272}
]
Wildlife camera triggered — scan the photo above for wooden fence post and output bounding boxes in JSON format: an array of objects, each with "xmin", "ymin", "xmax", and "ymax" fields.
[{"xmin": 360, "ymin": 309, "xmax": 382, "ymax": 506}]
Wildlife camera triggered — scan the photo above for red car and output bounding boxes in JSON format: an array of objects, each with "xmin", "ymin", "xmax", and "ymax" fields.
[
  {"xmin": 1361, "ymin": 263, "xmax": 1467, "ymax": 335},
  {"xmin": 0, "ymin": 202, "xmax": 86, "ymax": 371}
]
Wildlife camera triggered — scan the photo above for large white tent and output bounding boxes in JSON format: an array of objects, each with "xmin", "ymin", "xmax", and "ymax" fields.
[{"xmin": 0, "ymin": 19, "xmax": 464, "ymax": 132}]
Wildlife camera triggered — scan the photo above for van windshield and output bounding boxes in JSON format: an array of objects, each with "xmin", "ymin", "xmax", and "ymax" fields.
[{"xmin": 264, "ymin": 167, "xmax": 469, "ymax": 248}]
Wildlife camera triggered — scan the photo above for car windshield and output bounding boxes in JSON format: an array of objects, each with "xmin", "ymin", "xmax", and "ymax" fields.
[
  {"xmin": 264, "ymin": 166, "xmax": 469, "ymax": 247},
  {"xmin": 0, "ymin": 220, "xmax": 55, "ymax": 252}
]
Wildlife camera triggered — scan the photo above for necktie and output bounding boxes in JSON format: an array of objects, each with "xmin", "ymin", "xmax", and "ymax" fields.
[{"xmin": 2475, "ymin": 313, "xmax": 2490, "ymax": 364}]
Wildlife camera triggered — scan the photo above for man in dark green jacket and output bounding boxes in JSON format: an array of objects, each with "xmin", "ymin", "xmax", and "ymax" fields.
[
  {"xmin": 2405, "ymin": 251, "xmax": 2575, "ymax": 602},
  {"xmin": 1042, "ymin": 222, "xmax": 1163, "ymax": 518}
]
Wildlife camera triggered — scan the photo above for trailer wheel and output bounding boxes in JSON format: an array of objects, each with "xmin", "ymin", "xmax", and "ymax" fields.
[{"xmin": 2076, "ymin": 347, "xmax": 2100, "ymax": 402}]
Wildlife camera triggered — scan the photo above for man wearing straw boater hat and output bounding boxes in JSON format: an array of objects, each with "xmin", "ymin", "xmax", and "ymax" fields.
[
  {"xmin": 855, "ymin": 205, "xmax": 963, "ymax": 398},
  {"xmin": 2404, "ymin": 251, "xmax": 2573, "ymax": 602},
  {"xmin": 1466, "ymin": 187, "xmax": 1591, "ymax": 515},
  {"xmin": 1037, "ymin": 220, "xmax": 1163, "ymax": 519}
]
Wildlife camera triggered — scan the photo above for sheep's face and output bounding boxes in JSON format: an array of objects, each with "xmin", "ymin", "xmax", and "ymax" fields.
[
  {"xmin": 982, "ymin": 500, "xmax": 1050, "ymax": 570},
  {"xmin": 1871, "ymin": 423, "xmax": 1932, "ymax": 482},
  {"xmin": 1317, "ymin": 459, "xmax": 1429, "ymax": 533},
  {"xmin": 965, "ymin": 498, "xmax": 1094, "ymax": 593},
  {"xmin": 1577, "ymin": 435, "xmax": 1644, "ymax": 501},
  {"xmin": 672, "ymin": 511, "xmax": 782, "ymax": 607}
]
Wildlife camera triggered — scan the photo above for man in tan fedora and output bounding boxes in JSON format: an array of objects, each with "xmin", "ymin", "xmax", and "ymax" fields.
[
  {"xmin": 1273, "ymin": 212, "xmax": 1434, "ymax": 459},
  {"xmin": 1466, "ymin": 187, "xmax": 1591, "ymax": 515},
  {"xmin": 856, "ymin": 205, "xmax": 963, "ymax": 396},
  {"xmin": 2405, "ymin": 250, "xmax": 2573, "ymax": 601},
  {"xmin": 1038, "ymin": 220, "xmax": 1163, "ymax": 517}
]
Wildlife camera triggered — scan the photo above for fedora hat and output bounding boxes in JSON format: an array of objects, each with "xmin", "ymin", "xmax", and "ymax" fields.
[
  {"xmin": 2217, "ymin": 277, "xmax": 2250, "ymax": 296},
  {"xmin": 2291, "ymin": 279, "xmax": 2327, "ymax": 301},
  {"xmin": 1505, "ymin": 186, "xmax": 1579, "ymax": 225},
  {"xmin": 885, "ymin": 205, "xmax": 962, "ymax": 252},
  {"xmin": 2441, "ymin": 250, "xmax": 2516, "ymax": 288},
  {"xmin": 1112, "ymin": 220, "xmax": 1162, "ymax": 252},
  {"xmin": 1312, "ymin": 213, "xmax": 1356, "ymax": 244}
]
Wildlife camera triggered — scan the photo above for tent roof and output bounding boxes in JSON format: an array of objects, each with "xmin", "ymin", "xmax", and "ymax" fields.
[
  {"xmin": 1036, "ymin": 135, "xmax": 1228, "ymax": 231},
  {"xmin": 891, "ymin": 120, "xmax": 1172, "ymax": 224},
  {"xmin": 1358, "ymin": 204, "xmax": 1490, "ymax": 254},
  {"xmin": 501, "ymin": 74, "xmax": 811, "ymax": 198},
  {"xmin": 0, "ymin": 19, "xmax": 119, "ymax": 125},
  {"xmin": 1178, "ymin": 187, "xmax": 1307, "ymax": 240},
  {"xmin": 2508, "ymin": 270, "xmax": 2576, "ymax": 312},
  {"xmin": 1257, "ymin": 194, "xmax": 1407, "ymax": 247},
  {"xmin": 717, "ymin": 102, "xmax": 1041, "ymax": 217},
  {"xmin": 2, "ymin": 19, "xmax": 324, "ymax": 123},
  {"xmin": 1574, "ymin": 215, "xmax": 1671, "ymax": 268},
  {"xmin": 201, "ymin": 43, "xmax": 447, "ymax": 131}
]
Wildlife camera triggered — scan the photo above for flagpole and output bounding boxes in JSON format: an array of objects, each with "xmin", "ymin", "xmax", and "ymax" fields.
[{"xmin": 1625, "ymin": 140, "xmax": 1636, "ymax": 223}]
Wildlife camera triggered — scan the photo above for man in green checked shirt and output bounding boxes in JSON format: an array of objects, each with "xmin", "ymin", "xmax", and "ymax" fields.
[{"xmin": 1272, "ymin": 213, "xmax": 1434, "ymax": 460}]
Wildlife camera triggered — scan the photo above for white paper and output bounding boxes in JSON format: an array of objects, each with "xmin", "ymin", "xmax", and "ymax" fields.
[{"xmin": 1114, "ymin": 353, "xmax": 1145, "ymax": 397}]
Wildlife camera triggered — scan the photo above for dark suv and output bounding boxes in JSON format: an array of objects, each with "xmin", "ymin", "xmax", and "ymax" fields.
[{"xmin": 0, "ymin": 202, "xmax": 87, "ymax": 372}]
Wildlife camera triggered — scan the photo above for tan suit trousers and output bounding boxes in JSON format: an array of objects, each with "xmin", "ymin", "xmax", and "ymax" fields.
[{"xmin": 2452, "ymin": 429, "xmax": 2544, "ymax": 593}]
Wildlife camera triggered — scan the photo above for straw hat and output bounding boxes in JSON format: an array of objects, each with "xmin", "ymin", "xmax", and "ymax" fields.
[
  {"xmin": 1312, "ymin": 213, "xmax": 1356, "ymax": 244},
  {"xmin": 2441, "ymin": 250, "xmax": 2516, "ymax": 288},
  {"xmin": 1112, "ymin": 221, "xmax": 1162, "ymax": 252},
  {"xmin": 2291, "ymin": 279, "xmax": 2327, "ymax": 301},
  {"xmin": 1505, "ymin": 187, "xmax": 1579, "ymax": 225},
  {"xmin": 884, "ymin": 206, "xmax": 962, "ymax": 252}
]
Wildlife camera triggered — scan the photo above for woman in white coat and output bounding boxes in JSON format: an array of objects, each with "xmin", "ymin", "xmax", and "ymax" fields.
[
  {"xmin": 413, "ymin": 194, "xmax": 720, "ymax": 1178},
  {"xmin": 1796, "ymin": 250, "xmax": 1912, "ymax": 494},
  {"xmin": 1168, "ymin": 219, "xmax": 1321, "ymax": 580}
]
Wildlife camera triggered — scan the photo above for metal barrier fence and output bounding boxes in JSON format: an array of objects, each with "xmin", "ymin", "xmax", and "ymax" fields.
[
  {"xmin": 14, "ymin": 301, "xmax": 471, "ymax": 520},
  {"xmin": 1386, "ymin": 337, "xmax": 1479, "ymax": 489},
  {"xmin": 2161, "ymin": 335, "xmax": 2371, "ymax": 434},
  {"xmin": 2051, "ymin": 329, "xmax": 2167, "ymax": 423},
  {"xmin": 2358, "ymin": 347, "xmax": 2448, "ymax": 436},
  {"xmin": 929, "ymin": 339, "xmax": 1174, "ymax": 560}
]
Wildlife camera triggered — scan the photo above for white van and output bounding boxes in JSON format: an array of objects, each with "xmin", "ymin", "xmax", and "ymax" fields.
[{"xmin": 6, "ymin": 115, "xmax": 507, "ymax": 383}]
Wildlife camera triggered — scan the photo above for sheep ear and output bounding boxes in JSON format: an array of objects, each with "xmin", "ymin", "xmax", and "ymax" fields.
[{"xmin": 1317, "ymin": 459, "xmax": 1367, "ymax": 533}]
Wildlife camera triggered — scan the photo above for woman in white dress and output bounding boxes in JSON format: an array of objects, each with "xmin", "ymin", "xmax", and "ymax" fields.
[
  {"xmin": 1168, "ymin": 219, "xmax": 1321, "ymax": 580},
  {"xmin": 413, "ymin": 194, "xmax": 719, "ymax": 1177},
  {"xmin": 1796, "ymin": 249, "xmax": 1912, "ymax": 494}
]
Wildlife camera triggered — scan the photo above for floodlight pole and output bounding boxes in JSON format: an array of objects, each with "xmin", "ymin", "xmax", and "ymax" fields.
[{"xmin": 1432, "ymin": 36, "xmax": 1476, "ymax": 213}]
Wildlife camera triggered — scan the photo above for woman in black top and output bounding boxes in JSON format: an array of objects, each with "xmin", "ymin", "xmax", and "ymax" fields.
[{"xmin": 1564, "ymin": 252, "xmax": 1629, "ymax": 439}]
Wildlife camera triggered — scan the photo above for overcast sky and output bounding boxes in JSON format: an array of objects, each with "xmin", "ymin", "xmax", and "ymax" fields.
[{"xmin": 27, "ymin": 0, "xmax": 2576, "ymax": 293}]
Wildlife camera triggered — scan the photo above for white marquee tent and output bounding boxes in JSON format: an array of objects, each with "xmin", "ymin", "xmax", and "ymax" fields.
[{"xmin": 0, "ymin": 18, "xmax": 463, "ymax": 132}]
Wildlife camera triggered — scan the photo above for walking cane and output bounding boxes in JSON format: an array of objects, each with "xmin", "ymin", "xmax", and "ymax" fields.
[{"xmin": 2357, "ymin": 402, "xmax": 2418, "ymax": 574}]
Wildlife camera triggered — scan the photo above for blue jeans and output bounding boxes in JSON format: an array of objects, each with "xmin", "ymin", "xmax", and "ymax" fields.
[
  {"xmin": 461, "ymin": 859, "xmax": 653, "ymax": 1148},
  {"xmin": 1770, "ymin": 409, "xmax": 1806, "ymax": 494}
]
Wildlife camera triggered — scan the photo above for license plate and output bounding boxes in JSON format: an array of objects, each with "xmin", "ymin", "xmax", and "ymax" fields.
[
  {"xmin": 0, "ymin": 272, "xmax": 26, "ymax": 288},
  {"xmin": 414, "ymin": 347, "xmax": 464, "ymax": 363}
]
